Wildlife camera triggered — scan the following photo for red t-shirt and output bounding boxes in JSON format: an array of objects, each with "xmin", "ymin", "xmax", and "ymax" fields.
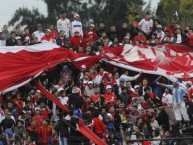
[
  {"xmin": 32, "ymin": 115, "xmax": 44, "ymax": 128},
  {"xmin": 90, "ymin": 117, "xmax": 106, "ymax": 135}
]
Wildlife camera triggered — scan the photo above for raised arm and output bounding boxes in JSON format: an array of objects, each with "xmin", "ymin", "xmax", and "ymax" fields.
[{"xmin": 156, "ymin": 82, "xmax": 168, "ymax": 88}]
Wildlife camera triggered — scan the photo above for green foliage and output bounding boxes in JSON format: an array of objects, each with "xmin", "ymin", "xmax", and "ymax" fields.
[
  {"xmin": 8, "ymin": 8, "xmax": 46, "ymax": 32},
  {"xmin": 156, "ymin": 0, "xmax": 193, "ymax": 28},
  {"xmin": 8, "ymin": 0, "xmax": 145, "ymax": 29},
  {"xmin": 126, "ymin": 0, "xmax": 145, "ymax": 24}
]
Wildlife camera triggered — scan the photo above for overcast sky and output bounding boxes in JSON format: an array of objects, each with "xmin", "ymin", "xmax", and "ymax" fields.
[{"xmin": 0, "ymin": 0, "xmax": 160, "ymax": 30}]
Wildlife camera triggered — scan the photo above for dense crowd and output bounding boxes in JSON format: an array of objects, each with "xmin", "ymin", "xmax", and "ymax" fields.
[{"xmin": 0, "ymin": 10, "xmax": 193, "ymax": 145}]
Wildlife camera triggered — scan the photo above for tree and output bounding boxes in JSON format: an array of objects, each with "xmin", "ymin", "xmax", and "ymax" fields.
[
  {"xmin": 156, "ymin": 0, "xmax": 180, "ymax": 26},
  {"xmin": 8, "ymin": 0, "xmax": 89, "ymax": 30},
  {"xmin": 179, "ymin": 0, "xmax": 193, "ymax": 28},
  {"xmin": 8, "ymin": 8, "xmax": 46, "ymax": 32},
  {"xmin": 127, "ymin": 0, "xmax": 145, "ymax": 24},
  {"xmin": 9, "ymin": 0, "xmax": 145, "ymax": 30},
  {"xmin": 156, "ymin": 0, "xmax": 193, "ymax": 28}
]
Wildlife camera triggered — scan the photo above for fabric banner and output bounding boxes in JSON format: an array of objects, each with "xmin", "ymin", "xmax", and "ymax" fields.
[
  {"xmin": 35, "ymin": 81, "xmax": 107, "ymax": 145},
  {"xmin": 103, "ymin": 44, "xmax": 193, "ymax": 81},
  {"xmin": 0, "ymin": 43, "xmax": 100, "ymax": 94}
]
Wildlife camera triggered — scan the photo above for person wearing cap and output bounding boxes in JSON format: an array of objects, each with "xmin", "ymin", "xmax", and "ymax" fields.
[
  {"xmin": 15, "ymin": 36, "xmax": 23, "ymax": 46},
  {"xmin": 79, "ymin": 64, "xmax": 87, "ymax": 80},
  {"xmin": 157, "ymin": 80, "xmax": 190, "ymax": 128},
  {"xmin": 85, "ymin": 81, "xmax": 95, "ymax": 97},
  {"xmin": 84, "ymin": 24, "xmax": 97, "ymax": 40},
  {"xmin": 154, "ymin": 24, "xmax": 165, "ymax": 42},
  {"xmin": 70, "ymin": 12, "xmax": 83, "ymax": 36},
  {"xmin": 57, "ymin": 11, "xmax": 70, "ymax": 38},
  {"xmin": 118, "ymin": 78, "xmax": 126, "ymax": 95},
  {"xmin": 32, "ymin": 24, "xmax": 45, "ymax": 42},
  {"xmin": 6, "ymin": 31, "xmax": 17, "ymax": 46},
  {"xmin": 70, "ymin": 30, "xmax": 86, "ymax": 51},
  {"xmin": 32, "ymin": 107, "xmax": 44, "ymax": 128},
  {"xmin": 85, "ymin": 31, "xmax": 96, "ymax": 45},
  {"xmin": 138, "ymin": 11, "xmax": 153, "ymax": 39},
  {"xmin": 41, "ymin": 29, "xmax": 53, "ymax": 42},
  {"xmin": 103, "ymin": 85, "xmax": 117, "ymax": 107}
]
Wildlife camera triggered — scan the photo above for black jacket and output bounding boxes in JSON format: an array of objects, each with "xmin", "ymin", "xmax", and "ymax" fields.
[{"xmin": 6, "ymin": 38, "xmax": 17, "ymax": 46}]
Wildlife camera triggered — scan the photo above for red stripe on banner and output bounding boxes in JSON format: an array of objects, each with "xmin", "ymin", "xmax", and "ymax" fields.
[{"xmin": 35, "ymin": 81, "xmax": 107, "ymax": 145}]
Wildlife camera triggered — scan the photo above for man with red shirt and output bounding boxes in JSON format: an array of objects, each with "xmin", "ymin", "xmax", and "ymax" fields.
[
  {"xmin": 165, "ymin": 21, "xmax": 177, "ymax": 36},
  {"xmin": 32, "ymin": 107, "xmax": 44, "ymax": 128},
  {"xmin": 38, "ymin": 118, "xmax": 53, "ymax": 145},
  {"xmin": 133, "ymin": 30, "xmax": 147, "ymax": 45},
  {"xmin": 49, "ymin": 24, "xmax": 58, "ymax": 39},
  {"xmin": 103, "ymin": 85, "xmax": 117, "ymax": 107},
  {"xmin": 41, "ymin": 29, "xmax": 53, "ymax": 42},
  {"xmin": 12, "ymin": 93, "xmax": 23, "ymax": 117},
  {"xmin": 88, "ymin": 111, "xmax": 107, "ymax": 137},
  {"xmin": 70, "ymin": 31, "xmax": 86, "ymax": 51},
  {"xmin": 91, "ymin": 87, "xmax": 101, "ymax": 105},
  {"xmin": 27, "ymin": 120, "xmax": 38, "ymax": 144}
]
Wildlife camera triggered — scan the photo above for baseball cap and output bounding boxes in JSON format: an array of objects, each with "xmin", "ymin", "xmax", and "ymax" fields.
[{"xmin": 106, "ymin": 85, "xmax": 112, "ymax": 90}]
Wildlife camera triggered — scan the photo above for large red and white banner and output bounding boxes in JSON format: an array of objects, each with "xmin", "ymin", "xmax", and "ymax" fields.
[
  {"xmin": 103, "ymin": 44, "xmax": 193, "ymax": 81},
  {"xmin": 1, "ymin": 43, "xmax": 193, "ymax": 94},
  {"xmin": 0, "ymin": 43, "xmax": 100, "ymax": 94}
]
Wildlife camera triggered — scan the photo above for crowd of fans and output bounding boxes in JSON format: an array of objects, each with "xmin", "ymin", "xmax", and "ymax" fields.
[{"xmin": 0, "ymin": 10, "xmax": 193, "ymax": 145}]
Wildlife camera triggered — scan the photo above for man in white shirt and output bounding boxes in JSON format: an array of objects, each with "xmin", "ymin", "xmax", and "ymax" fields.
[
  {"xmin": 70, "ymin": 13, "xmax": 83, "ymax": 36},
  {"xmin": 32, "ymin": 24, "xmax": 45, "ymax": 42},
  {"xmin": 85, "ymin": 81, "xmax": 95, "ymax": 97},
  {"xmin": 58, "ymin": 90, "xmax": 68, "ymax": 106},
  {"xmin": 139, "ymin": 11, "xmax": 153, "ymax": 37},
  {"xmin": 57, "ymin": 11, "xmax": 70, "ymax": 38}
]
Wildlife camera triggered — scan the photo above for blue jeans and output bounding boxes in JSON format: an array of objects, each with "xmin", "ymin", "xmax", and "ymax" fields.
[{"xmin": 59, "ymin": 136, "xmax": 68, "ymax": 145}]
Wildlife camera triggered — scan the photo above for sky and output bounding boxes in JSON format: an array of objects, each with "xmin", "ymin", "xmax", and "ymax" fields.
[{"xmin": 0, "ymin": 0, "xmax": 160, "ymax": 30}]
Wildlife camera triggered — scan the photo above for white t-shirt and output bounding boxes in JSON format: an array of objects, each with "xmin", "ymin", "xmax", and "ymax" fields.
[
  {"xmin": 70, "ymin": 20, "xmax": 83, "ymax": 36},
  {"xmin": 57, "ymin": 18, "xmax": 70, "ymax": 38},
  {"xmin": 139, "ymin": 18, "xmax": 153, "ymax": 34},
  {"xmin": 162, "ymin": 93, "xmax": 173, "ymax": 106},
  {"xmin": 58, "ymin": 96, "xmax": 69, "ymax": 105},
  {"xmin": 32, "ymin": 31, "xmax": 45, "ymax": 42},
  {"xmin": 176, "ymin": 34, "xmax": 182, "ymax": 43}
]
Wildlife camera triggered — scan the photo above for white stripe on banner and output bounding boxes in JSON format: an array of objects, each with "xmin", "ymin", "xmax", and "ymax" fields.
[{"xmin": 0, "ymin": 42, "xmax": 59, "ymax": 53}]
